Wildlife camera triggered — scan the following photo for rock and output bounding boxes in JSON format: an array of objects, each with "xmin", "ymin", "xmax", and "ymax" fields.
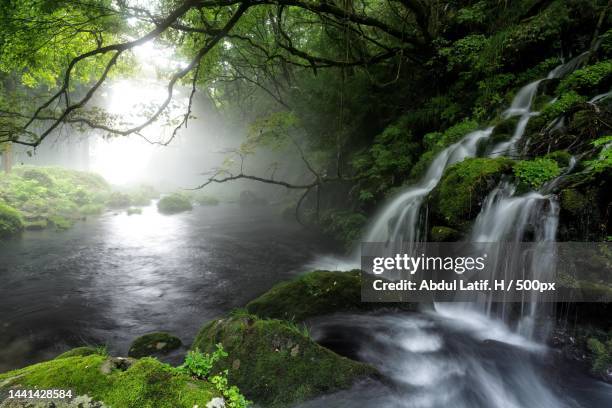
[
  {"xmin": 157, "ymin": 194, "xmax": 193, "ymax": 214},
  {"xmin": 206, "ymin": 398, "xmax": 226, "ymax": 408},
  {"xmin": 0, "ymin": 201, "xmax": 23, "ymax": 239},
  {"xmin": 246, "ymin": 270, "xmax": 417, "ymax": 322},
  {"xmin": 99, "ymin": 357, "xmax": 136, "ymax": 374},
  {"xmin": 128, "ymin": 332, "xmax": 182, "ymax": 358},
  {"xmin": 192, "ymin": 313, "xmax": 378, "ymax": 407}
]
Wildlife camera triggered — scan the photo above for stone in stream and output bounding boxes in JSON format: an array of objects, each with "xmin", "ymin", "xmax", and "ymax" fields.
[
  {"xmin": 128, "ymin": 332, "xmax": 182, "ymax": 358},
  {"xmin": 246, "ymin": 270, "xmax": 418, "ymax": 322},
  {"xmin": 192, "ymin": 312, "xmax": 379, "ymax": 407}
]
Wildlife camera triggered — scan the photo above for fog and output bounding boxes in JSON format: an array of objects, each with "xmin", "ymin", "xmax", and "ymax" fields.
[{"xmin": 7, "ymin": 41, "xmax": 310, "ymax": 203}]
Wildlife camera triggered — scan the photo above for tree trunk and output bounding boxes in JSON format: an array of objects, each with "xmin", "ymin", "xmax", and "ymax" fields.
[{"xmin": 2, "ymin": 142, "xmax": 13, "ymax": 173}]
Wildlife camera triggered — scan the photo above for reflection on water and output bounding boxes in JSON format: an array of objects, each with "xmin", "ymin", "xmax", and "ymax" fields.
[{"xmin": 0, "ymin": 204, "xmax": 329, "ymax": 371}]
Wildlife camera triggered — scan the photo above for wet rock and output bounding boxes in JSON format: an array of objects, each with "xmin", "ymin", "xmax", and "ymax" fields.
[{"xmin": 128, "ymin": 332, "xmax": 182, "ymax": 358}]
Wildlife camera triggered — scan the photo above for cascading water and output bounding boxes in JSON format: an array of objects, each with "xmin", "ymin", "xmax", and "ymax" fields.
[
  {"xmin": 364, "ymin": 128, "xmax": 493, "ymax": 247},
  {"xmin": 310, "ymin": 55, "xmax": 612, "ymax": 407}
]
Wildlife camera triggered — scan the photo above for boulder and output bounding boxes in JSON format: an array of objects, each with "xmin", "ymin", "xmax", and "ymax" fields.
[{"xmin": 128, "ymin": 332, "xmax": 182, "ymax": 358}]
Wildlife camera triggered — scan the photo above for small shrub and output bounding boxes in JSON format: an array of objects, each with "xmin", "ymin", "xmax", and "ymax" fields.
[{"xmin": 178, "ymin": 344, "xmax": 228, "ymax": 379}]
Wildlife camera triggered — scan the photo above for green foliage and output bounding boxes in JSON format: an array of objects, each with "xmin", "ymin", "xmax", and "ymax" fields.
[
  {"xmin": 210, "ymin": 370, "xmax": 251, "ymax": 408},
  {"xmin": 557, "ymin": 61, "xmax": 612, "ymax": 95},
  {"xmin": 192, "ymin": 314, "xmax": 376, "ymax": 407},
  {"xmin": 0, "ymin": 166, "xmax": 111, "ymax": 233},
  {"xmin": 431, "ymin": 157, "xmax": 513, "ymax": 228},
  {"xmin": 430, "ymin": 226, "xmax": 460, "ymax": 242},
  {"xmin": 318, "ymin": 210, "xmax": 367, "ymax": 250},
  {"xmin": 513, "ymin": 158, "xmax": 561, "ymax": 189},
  {"xmin": 411, "ymin": 120, "xmax": 480, "ymax": 180},
  {"xmin": 439, "ymin": 35, "xmax": 488, "ymax": 72},
  {"xmin": 587, "ymin": 337, "xmax": 612, "ymax": 376},
  {"xmin": 157, "ymin": 193, "xmax": 193, "ymax": 214},
  {"xmin": 179, "ymin": 344, "xmax": 228, "ymax": 379},
  {"xmin": 352, "ymin": 116, "xmax": 420, "ymax": 201},
  {"xmin": 585, "ymin": 136, "xmax": 612, "ymax": 174},
  {"xmin": 0, "ymin": 355, "xmax": 219, "ymax": 407},
  {"xmin": 0, "ymin": 200, "xmax": 23, "ymax": 238}
]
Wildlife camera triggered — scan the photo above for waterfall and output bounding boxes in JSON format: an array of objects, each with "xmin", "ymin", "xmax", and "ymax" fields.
[
  {"xmin": 364, "ymin": 128, "xmax": 493, "ymax": 247},
  {"xmin": 468, "ymin": 182, "xmax": 560, "ymax": 338}
]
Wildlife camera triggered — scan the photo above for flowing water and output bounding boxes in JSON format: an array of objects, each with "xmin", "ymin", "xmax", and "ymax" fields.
[
  {"xmin": 308, "ymin": 56, "xmax": 612, "ymax": 407},
  {"xmin": 0, "ymin": 204, "xmax": 330, "ymax": 372},
  {"xmin": 1, "ymin": 53, "xmax": 610, "ymax": 407}
]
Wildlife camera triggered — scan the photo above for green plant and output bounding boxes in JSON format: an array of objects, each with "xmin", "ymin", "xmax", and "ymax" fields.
[
  {"xmin": 585, "ymin": 136, "xmax": 612, "ymax": 174},
  {"xmin": 557, "ymin": 61, "xmax": 612, "ymax": 95},
  {"xmin": 210, "ymin": 370, "xmax": 251, "ymax": 408},
  {"xmin": 587, "ymin": 337, "xmax": 612, "ymax": 376},
  {"xmin": 178, "ymin": 344, "xmax": 228, "ymax": 379},
  {"xmin": 513, "ymin": 158, "xmax": 561, "ymax": 189}
]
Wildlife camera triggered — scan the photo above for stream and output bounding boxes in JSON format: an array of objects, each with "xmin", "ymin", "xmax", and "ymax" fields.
[{"xmin": 0, "ymin": 204, "xmax": 329, "ymax": 371}]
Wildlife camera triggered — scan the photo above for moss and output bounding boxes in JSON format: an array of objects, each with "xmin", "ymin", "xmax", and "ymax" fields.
[
  {"xmin": 560, "ymin": 188, "xmax": 588, "ymax": 215},
  {"xmin": 55, "ymin": 346, "xmax": 105, "ymax": 360},
  {"xmin": 0, "ymin": 355, "xmax": 218, "ymax": 407},
  {"xmin": 192, "ymin": 313, "xmax": 377, "ymax": 407},
  {"xmin": 430, "ymin": 157, "xmax": 513, "ymax": 228},
  {"xmin": 430, "ymin": 226, "xmax": 460, "ymax": 242},
  {"xmin": 544, "ymin": 150, "xmax": 572, "ymax": 167},
  {"xmin": 0, "ymin": 201, "xmax": 24, "ymax": 238},
  {"xmin": 157, "ymin": 193, "xmax": 193, "ymax": 214},
  {"xmin": 246, "ymin": 270, "xmax": 416, "ymax": 322},
  {"xmin": 128, "ymin": 332, "xmax": 182, "ymax": 358},
  {"xmin": 490, "ymin": 116, "xmax": 519, "ymax": 144}
]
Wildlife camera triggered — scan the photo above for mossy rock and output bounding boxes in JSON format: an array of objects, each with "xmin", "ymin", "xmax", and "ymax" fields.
[
  {"xmin": 21, "ymin": 169, "xmax": 54, "ymax": 187},
  {"xmin": 192, "ymin": 313, "xmax": 378, "ymax": 407},
  {"xmin": 24, "ymin": 219, "xmax": 48, "ymax": 230},
  {"xmin": 55, "ymin": 346, "xmax": 104, "ymax": 360},
  {"xmin": 0, "ymin": 355, "xmax": 219, "ymax": 407},
  {"xmin": 560, "ymin": 188, "xmax": 588, "ymax": 215},
  {"xmin": 157, "ymin": 193, "xmax": 192, "ymax": 214},
  {"xmin": 48, "ymin": 215, "xmax": 74, "ymax": 230},
  {"xmin": 429, "ymin": 157, "xmax": 513, "ymax": 229},
  {"xmin": 490, "ymin": 116, "xmax": 520, "ymax": 144},
  {"xmin": 430, "ymin": 226, "xmax": 460, "ymax": 242},
  {"xmin": 128, "ymin": 332, "xmax": 182, "ymax": 358},
  {"xmin": 246, "ymin": 270, "xmax": 416, "ymax": 322},
  {"xmin": 0, "ymin": 201, "xmax": 24, "ymax": 239}
]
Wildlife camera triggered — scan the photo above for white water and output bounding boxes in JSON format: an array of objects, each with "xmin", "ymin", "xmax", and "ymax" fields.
[
  {"xmin": 364, "ymin": 128, "xmax": 493, "ymax": 248},
  {"xmin": 320, "ymin": 55, "xmax": 612, "ymax": 407}
]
